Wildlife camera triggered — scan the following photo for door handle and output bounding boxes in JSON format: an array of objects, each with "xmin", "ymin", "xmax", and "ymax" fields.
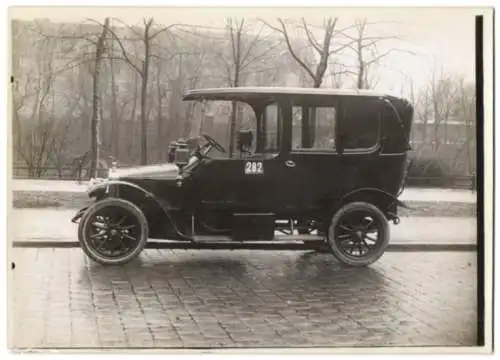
[{"xmin": 285, "ymin": 160, "xmax": 296, "ymax": 168}]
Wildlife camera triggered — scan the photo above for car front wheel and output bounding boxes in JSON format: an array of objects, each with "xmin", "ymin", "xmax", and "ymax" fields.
[
  {"xmin": 78, "ymin": 198, "xmax": 149, "ymax": 265},
  {"xmin": 327, "ymin": 202, "xmax": 389, "ymax": 267}
]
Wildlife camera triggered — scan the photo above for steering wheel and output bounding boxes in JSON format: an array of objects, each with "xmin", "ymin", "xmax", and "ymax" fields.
[{"xmin": 202, "ymin": 134, "xmax": 226, "ymax": 153}]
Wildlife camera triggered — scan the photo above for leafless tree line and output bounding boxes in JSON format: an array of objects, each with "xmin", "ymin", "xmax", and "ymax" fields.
[
  {"xmin": 11, "ymin": 16, "xmax": 476, "ymax": 180},
  {"xmin": 409, "ymin": 68, "xmax": 476, "ymax": 178}
]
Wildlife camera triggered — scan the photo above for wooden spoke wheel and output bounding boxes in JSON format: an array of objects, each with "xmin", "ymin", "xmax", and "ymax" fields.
[
  {"xmin": 327, "ymin": 202, "xmax": 389, "ymax": 266},
  {"xmin": 78, "ymin": 198, "xmax": 149, "ymax": 265}
]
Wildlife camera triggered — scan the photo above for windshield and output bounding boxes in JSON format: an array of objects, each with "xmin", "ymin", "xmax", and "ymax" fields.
[{"xmin": 187, "ymin": 99, "xmax": 280, "ymax": 158}]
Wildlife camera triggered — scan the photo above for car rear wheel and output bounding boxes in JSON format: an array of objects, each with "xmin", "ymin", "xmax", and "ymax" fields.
[
  {"xmin": 78, "ymin": 198, "xmax": 149, "ymax": 265},
  {"xmin": 327, "ymin": 202, "xmax": 389, "ymax": 267}
]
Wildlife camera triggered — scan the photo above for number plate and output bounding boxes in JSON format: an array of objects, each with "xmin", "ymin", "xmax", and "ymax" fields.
[{"xmin": 244, "ymin": 161, "xmax": 264, "ymax": 175}]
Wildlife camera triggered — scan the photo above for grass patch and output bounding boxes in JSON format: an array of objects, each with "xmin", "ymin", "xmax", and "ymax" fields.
[
  {"xmin": 400, "ymin": 201, "xmax": 476, "ymax": 218},
  {"xmin": 12, "ymin": 191, "xmax": 90, "ymax": 209},
  {"xmin": 13, "ymin": 197, "xmax": 62, "ymax": 208}
]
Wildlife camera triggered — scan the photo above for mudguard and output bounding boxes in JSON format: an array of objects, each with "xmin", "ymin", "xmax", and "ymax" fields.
[
  {"xmin": 71, "ymin": 206, "xmax": 88, "ymax": 223},
  {"xmin": 334, "ymin": 187, "xmax": 412, "ymax": 218},
  {"xmin": 84, "ymin": 180, "xmax": 192, "ymax": 240},
  {"xmin": 87, "ymin": 179, "xmax": 156, "ymax": 199}
]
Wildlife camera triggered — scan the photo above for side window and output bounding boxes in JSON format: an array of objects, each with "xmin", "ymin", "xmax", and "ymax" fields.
[
  {"xmin": 292, "ymin": 106, "xmax": 336, "ymax": 150},
  {"xmin": 342, "ymin": 103, "xmax": 380, "ymax": 150},
  {"xmin": 262, "ymin": 103, "xmax": 279, "ymax": 153}
]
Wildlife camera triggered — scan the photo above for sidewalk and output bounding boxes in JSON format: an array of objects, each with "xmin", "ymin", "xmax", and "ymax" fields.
[
  {"xmin": 10, "ymin": 179, "xmax": 477, "ymax": 203},
  {"xmin": 400, "ymin": 187, "xmax": 476, "ymax": 204}
]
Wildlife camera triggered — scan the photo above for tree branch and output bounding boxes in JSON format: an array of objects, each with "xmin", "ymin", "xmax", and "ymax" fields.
[
  {"xmin": 239, "ymin": 23, "xmax": 265, "ymax": 68},
  {"xmin": 301, "ymin": 18, "xmax": 322, "ymax": 54},
  {"xmin": 240, "ymin": 41, "xmax": 283, "ymax": 71},
  {"xmin": 87, "ymin": 18, "xmax": 142, "ymax": 74},
  {"xmin": 261, "ymin": 18, "xmax": 316, "ymax": 82},
  {"xmin": 150, "ymin": 23, "xmax": 179, "ymax": 39},
  {"xmin": 109, "ymin": 17, "xmax": 144, "ymax": 38}
]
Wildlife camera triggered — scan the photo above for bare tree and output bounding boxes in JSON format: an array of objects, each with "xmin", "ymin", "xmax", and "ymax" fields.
[
  {"xmin": 181, "ymin": 50, "xmax": 209, "ymax": 139},
  {"xmin": 88, "ymin": 17, "xmax": 110, "ymax": 177},
  {"xmin": 454, "ymin": 77, "xmax": 476, "ymax": 178},
  {"xmin": 154, "ymin": 56, "xmax": 168, "ymax": 160},
  {"xmin": 342, "ymin": 18, "xmax": 415, "ymax": 89},
  {"xmin": 212, "ymin": 18, "xmax": 282, "ymax": 156},
  {"xmin": 107, "ymin": 29, "xmax": 120, "ymax": 158},
  {"xmin": 33, "ymin": 18, "xmax": 130, "ymax": 176},
  {"xmin": 261, "ymin": 17, "xmax": 352, "ymax": 147},
  {"xmin": 12, "ymin": 25, "xmax": 75, "ymax": 177},
  {"xmin": 430, "ymin": 68, "xmax": 458, "ymax": 151},
  {"xmin": 104, "ymin": 17, "xmax": 177, "ymax": 165},
  {"xmin": 262, "ymin": 18, "xmax": 336, "ymax": 88}
]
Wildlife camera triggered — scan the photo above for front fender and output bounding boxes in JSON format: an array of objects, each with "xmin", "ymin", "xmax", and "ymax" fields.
[
  {"xmin": 86, "ymin": 180, "xmax": 192, "ymax": 241},
  {"xmin": 87, "ymin": 180, "xmax": 156, "ymax": 200},
  {"xmin": 87, "ymin": 182, "xmax": 109, "ymax": 199},
  {"xmin": 71, "ymin": 206, "xmax": 88, "ymax": 223}
]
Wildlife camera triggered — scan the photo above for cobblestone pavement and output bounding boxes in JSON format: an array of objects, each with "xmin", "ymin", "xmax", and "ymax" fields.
[{"xmin": 9, "ymin": 249, "xmax": 477, "ymax": 349}]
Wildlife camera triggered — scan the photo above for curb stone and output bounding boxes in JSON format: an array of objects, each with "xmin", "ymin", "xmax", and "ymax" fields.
[{"xmin": 11, "ymin": 240, "xmax": 476, "ymax": 252}]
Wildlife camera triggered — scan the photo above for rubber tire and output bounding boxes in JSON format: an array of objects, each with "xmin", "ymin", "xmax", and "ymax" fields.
[
  {"xmin": 79, "ymin": 197, "xmax": 149, "ymax": 265},
  {"xmin": 327, "ymin": 202, "xmax": 389, "ymax": 267},
  {"xmin": 77, "ymin": 207, "xmax": 90, "ymax": 243}
]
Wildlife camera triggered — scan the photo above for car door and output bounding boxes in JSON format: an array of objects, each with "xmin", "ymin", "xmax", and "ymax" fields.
[
  {"xmin": 235, "ymin": 154, "xmax": 304, "ymax": 212},
  {"xmin": 195, "ymin": 158, "xmax": 239, "ymax": 210},
  {"xmin": 278, "ymin": 102, "xmax": 342, "ymax": 212},
  {"xmin": 233, "ymin": 101, "xmax": 310, "ymax": 213}
]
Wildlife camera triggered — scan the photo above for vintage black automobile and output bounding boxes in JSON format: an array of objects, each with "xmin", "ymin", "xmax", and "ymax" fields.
[{"xmin": 72, "ymin": 87, "xmax": 413, "ymax": 267}]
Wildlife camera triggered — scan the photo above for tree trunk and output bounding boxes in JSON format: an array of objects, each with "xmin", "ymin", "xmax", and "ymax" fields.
[
  {"xmin": 356, "ymin": 36, "xmax": 365, "ymax": 89},
  {"xmin": 228, "ymin": 56, "xmax": 241, "ymax": 157},
  {"xmin": 89, "ymin": 17, "xmax": 109, "ymax": 178},
  {"xmin": 109, "ymin": 54, "xmax": 119, "ymax": 157},
  {"xmin": 140, "ymin": 72, "xmax": 149, "ymax": 165},
  {"xmin": 156, "ymin": 61, "xmax": 164, "ymax": 161},
  {"xmin": 303, "ymin": 79, "xmax": 322, "ymax": 148},
  {"xmin": 229, "ymin": 100, "xmax": 238, "ymax": 156},
  {"xmin": 127, "ymin": 72, "xmax": 139, "ymax": 162},
  {"xmin": 140, "ymin": 24, "xmax": 151, "ymax": 165}
]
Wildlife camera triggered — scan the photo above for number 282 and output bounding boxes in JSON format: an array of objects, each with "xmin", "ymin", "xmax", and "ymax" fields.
[{"xmin": 245, "ymin": 161, "xmax": 263, "ymax": 174}]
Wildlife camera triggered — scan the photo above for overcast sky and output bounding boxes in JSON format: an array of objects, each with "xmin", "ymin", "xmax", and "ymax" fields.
[{"xmin": 10, "ymin": 6, "xmax": 486, "ymax": 97}]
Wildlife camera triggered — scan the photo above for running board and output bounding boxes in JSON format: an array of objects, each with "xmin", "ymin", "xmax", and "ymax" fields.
[
  {"xmin": 192, "ymin": 235, "xmax": 325, "ymax": 243},
  {"xmin": 275, "ymin": 235, "xmax": 324, "ymax": 242},
  {"xmin": 192, "ymin": 235, "xmax": 233, "ymax": 243}
]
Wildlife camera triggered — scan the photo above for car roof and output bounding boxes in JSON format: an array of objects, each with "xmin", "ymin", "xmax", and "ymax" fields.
[{"xmin": 182, "ymin": 86, "xmax": 395, "ymax": 100}]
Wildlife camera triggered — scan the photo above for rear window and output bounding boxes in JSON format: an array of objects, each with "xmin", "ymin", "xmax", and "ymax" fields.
[{"xmin": 342, "ymin": 100, "xmax": 380, "ymax": 150}]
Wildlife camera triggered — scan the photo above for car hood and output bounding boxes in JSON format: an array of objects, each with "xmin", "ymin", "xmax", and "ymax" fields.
[{"xmin": 109, "ymin": 163, "xmax": 179, "ymax": 180}]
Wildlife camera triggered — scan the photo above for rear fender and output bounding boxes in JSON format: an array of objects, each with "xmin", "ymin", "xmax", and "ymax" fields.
[{"xmin": 332, "ymin": 187, "xmax": 410, "ymax": 223}]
